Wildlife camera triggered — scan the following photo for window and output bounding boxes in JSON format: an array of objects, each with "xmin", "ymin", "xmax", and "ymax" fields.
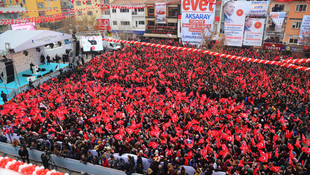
[
  {"xmin": 120, "ymin": 9, "xmax": 129, "ymax": 13},
  {"xmin": 77, "ymin": 11, "xmax": 82, "ymax": 16},
  {"xmin": 289, "ymin": 38, "xmax": 298, "ymax": 44},
  {"xmin": 168, "ymin": 8, "xmax": 178, "ymax": 17},
  {"xmin": 9, "ymin": 0, "xmax": 12, "ymax": 5},
  {"xmin": 148, "ymin": 8, "xmax": 154, "ymax": 15},
  {"xmin": 138, "ymin": 8, "xmax": 144, "ymax": 12},
  {"xmin": 292, "ymin": 22, "xmax": 301, "ymax": 29},
  {"xmin": 86, "ymin": 1, "xmax": 91, "ymax": 5},
  {"xmin": 112, "ymin": 9, "xmax": 116, "ymax": 13},
  {"xmin": 22, "ymin": 0, "xmax": 26, "ymax": 4},
  {"xmin": 272, "ymin": 4, "xmax": 284, "ymax": 12},
  {"xmin": 104, "ymin": 0, "xmax": 109, "ymax": 4},
  {"xmin": 87, "ymin": 11, "xmax": 93, "ymax": 15},
  {"xmin": 37, "ymin": 2, "xmax": 44, "ymax": 8},
  {"xmin": 76, "ymin": 1, "xmax": 81, "ymax": 6},
  {"xmin": 39, "ymin": 11, "xmax": 45, "ymax": 17},
  {"xmin": 148, "ymin": 21, "xmax": 155, "ymax": 26},
  {"xmin": 296, "ymin": 5, "xmax": 307, "ymax": 12},
  {"xmin": 121, "ymin": 21, "xmax": 130, "ymax": 25},
  {"xmin": 113, "ymin": 21, "xmax": 117, "ymax": 25},
  {"xmin": 139, "ymin": 21, "xmax": 145, "ymax": 25},
  {"xmin": 105, "ymin": 10, "xmax": 110, "ymax": 15}
]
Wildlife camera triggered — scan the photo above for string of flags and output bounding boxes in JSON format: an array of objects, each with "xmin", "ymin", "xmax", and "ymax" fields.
[{"xmin": 102, "ymin": 38, "xmax": 310, "ymax": 72}]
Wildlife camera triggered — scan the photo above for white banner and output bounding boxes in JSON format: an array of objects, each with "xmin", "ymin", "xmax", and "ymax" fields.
[
  {"xmin": 298, "ymin": 15, "xmax": 310, "ymax": 45},
  {"xmin": 82, "ymin": 36, "xmax": 103, "ymax": 52},
  {"xmin": 181, "ymin": 0, "xmax": 216, "ymax": 45},
  {"xmin": 243, "ymin": 18, "xmax": 265, "ymax": 46},
  {"xmin": 248, "ymin": 1, "xmax": 269, "ymax": 17},
  {"xmin": 270, "ymin": 12, "xmax": 285, "ymax": 32},
  {"xmin": 155, "ymin": 3, "xmax": 166, "ymax": 24},
  {"xmin": 11, "ymin": 23, "xmax": 36, "ymax": 30},
  {"xmin": 224, "ymin": 1, "xmax": 246, "ymax": 47}
]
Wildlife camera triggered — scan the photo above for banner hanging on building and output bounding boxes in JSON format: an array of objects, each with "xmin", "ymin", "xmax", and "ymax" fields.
[
  {"xmin": 298, "ymin": 15, "xmax": 310, "ymax": 46},
  {"xmin": 181, "ymin": 0, "xmax": 216, "ymax": 45},
  {"xmin": 243, "ymin": 18, "xmax": 265, "ymax": 46},
  {"xmin": 248, "ymin": 1, "xmax": 269, "ymax": 17},
  {"xmin": 96, "ymin": 19, "xmax": 111, "ymax": 30},
  {"xmin": 224, "ymin": 1, "xmax": 247, "ymax": 47},
  {"xmin": 270, "ymin": 12, "xmax": 286, "ymax": 32},
  {"xmin": 155, "ymin": 3, "xmax": 167, "ymax": 24}
]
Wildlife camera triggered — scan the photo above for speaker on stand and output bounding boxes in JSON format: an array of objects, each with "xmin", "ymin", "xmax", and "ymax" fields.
[{"xmin": 0, "ymin": 59, "xmax": 15, "ymax": 84}]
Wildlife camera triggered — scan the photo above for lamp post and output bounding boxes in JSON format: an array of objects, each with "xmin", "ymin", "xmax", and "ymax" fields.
[{"xmin": 5, "ymin": 43, "xmax": 22, "ymax": 93}]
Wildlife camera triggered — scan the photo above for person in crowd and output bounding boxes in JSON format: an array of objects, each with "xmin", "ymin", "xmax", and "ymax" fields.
[
  {"xmin": 1, "ymin": 91, "xmax": 7, "ymax": 103},
  {"xmin": 46, "ymin": 55, "xmax": 51, "ymax": 65},
  {"xmin": 30, "ymin": 62, "xmax": 34, "ymax": 74},
  {"xmin": 18, "ymin": 146, "xmax": 29, "ymax": 163},
  {"xmin": 101, "ymin": 154, "xmax": 109, "ymax": 167},
  {"xmin": 41, "ymin": 153, "xmax": 49, "ymax": 169}
]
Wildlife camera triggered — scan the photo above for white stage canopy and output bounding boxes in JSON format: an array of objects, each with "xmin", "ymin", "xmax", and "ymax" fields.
[{"xmin": 0, "ymin": 30, "xmax": 72, "ymax": 53}]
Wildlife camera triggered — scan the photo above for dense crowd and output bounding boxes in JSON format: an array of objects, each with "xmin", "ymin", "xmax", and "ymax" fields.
[{"xmin": 1, "ymin": 40, "xmax": 310, "ymax": 175}]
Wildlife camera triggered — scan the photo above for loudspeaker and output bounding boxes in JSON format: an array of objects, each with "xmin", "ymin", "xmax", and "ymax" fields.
[
  {"xmin": 0, "ymin": 59, "xmax": 15, "ymax": 84},
  {"xmin": 75, "ymin": 41, "xmax": 80, "ymax": 56}
]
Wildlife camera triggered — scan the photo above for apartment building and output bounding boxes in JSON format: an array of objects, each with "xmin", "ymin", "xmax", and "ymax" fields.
[{"xmin": 73, "ymin": 0, "xmax": 101, "ymax": 22}]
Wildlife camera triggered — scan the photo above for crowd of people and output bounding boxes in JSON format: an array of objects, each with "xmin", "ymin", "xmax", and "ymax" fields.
[{"xmin": 0, "ymin": 39, "xmax": 309, "ymax": 175}]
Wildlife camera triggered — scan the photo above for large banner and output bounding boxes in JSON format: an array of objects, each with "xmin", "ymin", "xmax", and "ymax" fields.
[
  {"xmin": 224, "ymin": 1, "xmax": 247, "ymax": 47},
  {"xmin": 82, "ymin": 36, "xmax": 103, "ymax": 52},
  {"xmin": 11, "ymin": 23, "xmax": 36, "ymax": 30},
  {"xmin": 298, "ymin": 15, "xmax": 310, "ymax": 46},
  {"xmin": 243, "ymin": 18, "xmax": 265, "ymax": 46},
  {"xmin": 181, "ymin": 0, "xmax": 216, "ymax": 45},
  {"xmin": 270, "ymin": 12, "xmax": 285, "ymax": 32},
  {"xmin": 155, "ymin": 3, "xmax": 167, "ymax": 24},
  {"xmin": 96, "ymin": 19, "xmax": 111, "ymax": 30}
]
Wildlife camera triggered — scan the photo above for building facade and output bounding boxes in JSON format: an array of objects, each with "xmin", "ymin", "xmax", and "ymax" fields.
[
  {"xmin": 144, "ymin": 0, "xmax": 179, "ymax": 39},
  {"xmin": 73, "ymin": 0, "xmax": 101, "ymax": 22},
  {"xmin": 283, "ymin": 1, "xmax": 309, "ymax": 46},
  {"xmin": 110, "ymin": 0, "xmax": 147, "ymax": 39}
]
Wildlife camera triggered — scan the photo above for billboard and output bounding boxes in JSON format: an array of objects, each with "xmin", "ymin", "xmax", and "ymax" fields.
[
  {"xmin": 298, "ymin": 15, "xmax": 310, "ymax": 46},
  {"xmin": 96, "ymin": 19, "xmax": 111, "ymax": 30},
  {"xmin": 181, "ymin": 0, "xmax": 216, "ymax": 45},
  {"xmin": 11, "ymin": 23, "xmax": 36, "ymax": 30},
  {"xmin": 270, "ymin": 12, "xmax": 285, "ymax": 32},
  {"xmin": 243, "ymin": 18, "xmax": 265, "ymax": 46},
  {"xmin": 155, "ymin": 3, "xmax": 167, "ymax": 24},
  {"xmin": 82, "ymin": 36, "xmax": 103, "ymax": 52},
  {"xmin": 263, "ymin": 43, "xmax": 283, "ymax": 51},
  {"xmin": 224, "ymin": 1, "xmax": 247, "ymax": 47}
]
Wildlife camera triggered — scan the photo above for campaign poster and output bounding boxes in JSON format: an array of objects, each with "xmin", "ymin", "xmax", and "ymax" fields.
[
  {"xmin": 11, "ymin": 23, "xmax": 36, "ymax": 30},
  {"xmin": 96, "ymin": 19, "xmax": 111, "ymax": 30},
  {"xmin": 298, "ymin": 15, "xmax": 310, "ymax": 46},
  {"xmin": 224, "ymin": 1, "xmax": 247, "ymax": 47},
  {"xmin": 243, "ymin": 18, "xmax": 265, "ymax": 46},
  {"xmin": 270, "ymin": 12, "xmax": 286, "ymax": 32},
  {"xmin": 181, "ymin": 0, "xmax": 216, "ymax": 45},
  {"xmin": 155, "ymin": 3, "xmax": 167, "ymax": 24},
  {"xmin": 82, "ymin": 36, "xmax": 103, "ymax": 52}
]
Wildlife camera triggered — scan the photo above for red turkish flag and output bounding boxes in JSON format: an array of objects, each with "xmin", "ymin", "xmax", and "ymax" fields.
[
  {"xmin": 301, "ymin": 147, "xmax": 310, "ymax": 155},
  {"xmin": 149, "ymin": 142, "xmax": 159, "ymax": 149},
  {"xmin": 288, "ymin": 143, "xmax": 294, "ymax": 150},
  {"xmin": 126, "ymin": 128, "xmax": 134, "ymax": 135},
  {"xmin": 275, "ymin": 148, "xmax": 279, "ymax": 158},
  {"xmin": 257, "ymin": 141, "xmax": 265, "ymax": 149},
  {"xmin": 259, "ymin": 152, "xmax": 268, "ymax": 162},
  {"xmin": 295, "ymin": 139, "xmax": 301, "ymax": 148},
  {"xmin": 114, "ymin": 134, "xmax": 123, "ymax": 140},
  {"xmin": 270, "ymin": 166, "xmax": 281, "ymax": 172}
]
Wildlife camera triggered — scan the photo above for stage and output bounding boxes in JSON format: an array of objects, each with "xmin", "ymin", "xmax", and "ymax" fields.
[{"xmin": 0, "ymin": 63, "xmax": 68, "ymax": 104}]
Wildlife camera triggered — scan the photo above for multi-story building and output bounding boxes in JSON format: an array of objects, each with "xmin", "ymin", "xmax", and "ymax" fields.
[
  {"xmin": 0, "ymin": 2, "xmax": 26, "ymax": 32},
  {"xmin": 0, "ymin": 0, "xmax": 63, "ymax": 31},
  {"xmin": 100, "ymin": 0, "xmax": 111, "ymax": 19},
  {"xmin": 283, "ymin": 1, "xmax": 309, "ymax": 46},
  {"xmin": 73, "ymin": 0, "xmax": 101, "ymax": 22},
  {"xmin": 61, "ymin": 0, "xmax": 74, "ymax": 18},
  {"xmin": 110, "ymin": 0, "xmax": 147, "ymax": 39},
  {"xmin": 264, "ymin": 0, "xmax": 290, "ymax": 44},
  {"xmin": 144, "ymin": 0, "xmax": 179, "ymax": 39}
]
